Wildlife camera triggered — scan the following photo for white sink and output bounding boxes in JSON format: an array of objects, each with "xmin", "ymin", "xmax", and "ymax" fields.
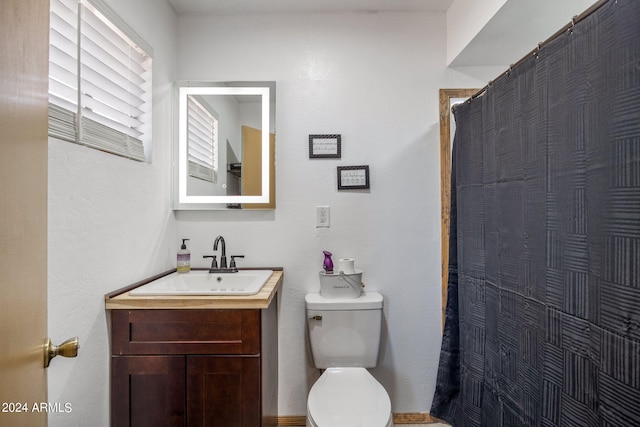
[{"xmin": 129, "ymin": 270, "xmax": 273, "ymax": 296}]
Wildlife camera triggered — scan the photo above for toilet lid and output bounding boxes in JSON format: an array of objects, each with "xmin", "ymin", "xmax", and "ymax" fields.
[{"xmin": 308, "ymin": 367, "xmax": 392, "ymax": 426}]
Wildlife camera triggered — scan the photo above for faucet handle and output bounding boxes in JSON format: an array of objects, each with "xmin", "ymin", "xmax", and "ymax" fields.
[
  {"xmin": 203, "ymin": 255, "xmax": 217, "ymax": 269},
  {"xmin": 229, "ymin": 255, "xmax": 244, "ymax": 270}
]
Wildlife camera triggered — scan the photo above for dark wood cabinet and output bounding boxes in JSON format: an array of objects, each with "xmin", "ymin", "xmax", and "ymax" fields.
[
  {"xmin": 109, "ymin": 306, "xmax": 277, "ymax": 427},
  {"xmin": 111, "ymin": 356, "xmax": 186, "ymax": 427},
  {"xmin": 187, "ymin": 356, "xmax": 260, "ymax": 425}
]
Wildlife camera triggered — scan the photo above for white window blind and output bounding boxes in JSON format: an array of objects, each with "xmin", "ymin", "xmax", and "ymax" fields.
[
  {"xmin": 48, "ymin": 0, "xmax": 152, "ymax": 161},
  {"xmin": 187, "ymin": 95, "xmax": 218, "ymax": 183}
]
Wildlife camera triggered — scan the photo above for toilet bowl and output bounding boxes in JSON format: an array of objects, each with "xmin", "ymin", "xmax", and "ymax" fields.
[{"xmin": 306, "ymin": 367, "xmax": 393, "ymax": 426}]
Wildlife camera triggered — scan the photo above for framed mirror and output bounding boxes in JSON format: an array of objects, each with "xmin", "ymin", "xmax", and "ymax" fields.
[{"xmin": 173, "ymin": 81, "xmax": 276, "ymax": 210}]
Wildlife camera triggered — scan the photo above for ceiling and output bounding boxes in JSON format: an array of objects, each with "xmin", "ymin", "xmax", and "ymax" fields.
[{"xmin": 167, "ymin": 0, "xmax": 455, "ymax": 15}]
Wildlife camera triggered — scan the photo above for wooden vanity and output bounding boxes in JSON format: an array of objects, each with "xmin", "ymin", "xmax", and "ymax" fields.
[{"xmin": 105, "ymin": 269, "xmax": 283, "ymax": 427}]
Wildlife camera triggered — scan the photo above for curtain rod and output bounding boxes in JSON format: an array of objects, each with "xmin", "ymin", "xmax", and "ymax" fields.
[{"xmin": 466, "ymin": 0, "xmax": 613, "ymax": 103}]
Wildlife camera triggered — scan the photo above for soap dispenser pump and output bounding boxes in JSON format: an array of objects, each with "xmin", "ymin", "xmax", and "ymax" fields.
[{"xmin": 177, "ymin": 239, "xmax": 191, "ymax": 273}]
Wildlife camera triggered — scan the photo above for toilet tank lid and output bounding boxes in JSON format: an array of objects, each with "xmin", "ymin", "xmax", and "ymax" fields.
[{"xmin": 305, "ymin": 292, "xmax": 383, "ymax": 310}]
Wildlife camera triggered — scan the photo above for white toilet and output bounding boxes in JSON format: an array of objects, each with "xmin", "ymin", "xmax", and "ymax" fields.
[{"xmin": 305, "ymin": 291, "xmax": 393, "ymax": 427}]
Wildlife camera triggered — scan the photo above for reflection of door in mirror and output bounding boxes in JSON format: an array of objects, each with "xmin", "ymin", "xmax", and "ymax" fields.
[{"xmin": 242, "ymin": 125, "xmax": 275, "ymax": 209}]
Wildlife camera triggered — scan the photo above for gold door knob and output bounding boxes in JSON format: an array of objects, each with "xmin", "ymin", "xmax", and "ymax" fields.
[{"xmin": 44, "ymin": 337, "xmax": 79, "ymax": 368}]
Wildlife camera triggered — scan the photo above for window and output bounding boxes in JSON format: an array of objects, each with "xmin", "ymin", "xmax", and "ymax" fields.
[
  {"xmin": 48, "ymin": 0, "xmax": 152, "ymax": 161},
  {"xmin": 186, "ymin": 95, "xmax": 218, "ymax": 183}
]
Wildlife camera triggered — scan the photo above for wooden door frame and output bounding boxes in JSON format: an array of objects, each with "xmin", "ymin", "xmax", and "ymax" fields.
[{"xmin": 439, "ymin": 89, "xmax": 478, "ymax": 326}]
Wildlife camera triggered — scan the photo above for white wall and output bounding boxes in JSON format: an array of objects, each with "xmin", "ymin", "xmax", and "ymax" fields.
[
  {"xmin": 47, "ymin": 0, "xmax": 178, "ymax": 425},
  {"xmin": 176, "ymin": 11, "xmax": 488, "ymax": 416}
]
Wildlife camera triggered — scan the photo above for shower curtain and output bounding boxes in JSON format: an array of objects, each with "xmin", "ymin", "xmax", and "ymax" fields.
[{"xmin": 431, "ymin": 0, "xmax": 640, "ymax": 425}]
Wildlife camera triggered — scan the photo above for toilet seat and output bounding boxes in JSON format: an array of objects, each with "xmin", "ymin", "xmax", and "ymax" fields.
[{"xmin": 307, "ymin": 367, "xmax": 393, "ymax": 427}]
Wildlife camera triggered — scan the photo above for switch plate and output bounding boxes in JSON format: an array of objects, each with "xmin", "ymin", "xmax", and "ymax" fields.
[{"xmin": 316, "ymin": 206, "xmax": 330, "ymax": 228}]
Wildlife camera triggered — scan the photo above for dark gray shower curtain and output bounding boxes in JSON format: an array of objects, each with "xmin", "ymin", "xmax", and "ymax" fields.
[{"xmin": 431, "ymin": 0, "xmax": 640, "ymax": 425}]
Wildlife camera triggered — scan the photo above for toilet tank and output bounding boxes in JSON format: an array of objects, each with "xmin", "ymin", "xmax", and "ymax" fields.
[{"xmin": 305, "ymin": 292, "xmax": 383, "ymax": 369}]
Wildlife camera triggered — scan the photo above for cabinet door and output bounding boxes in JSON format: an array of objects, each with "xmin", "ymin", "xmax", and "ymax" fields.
[
  {"xmin": 111, "ymin": 356, "xmax": 185, "ymax": 427},
  {"xmin": 187, "ymin": 356, "xmax": 260, "ymax": 426}
]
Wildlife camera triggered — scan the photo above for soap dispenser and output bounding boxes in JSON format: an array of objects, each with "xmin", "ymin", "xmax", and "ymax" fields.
[
  {"xmin": 177, "ymin": 239, "xmax": 191, "ymax": 273},
  {"xmin": 322, "ymin": 250, "xmax": 334, "ymax": 274}
]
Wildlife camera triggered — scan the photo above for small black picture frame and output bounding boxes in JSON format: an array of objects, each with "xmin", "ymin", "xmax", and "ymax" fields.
[
  {"xmin": 309, "ymin": 134, "xmax": 341, "ymax": 158},
  {"xmin": 337, "ymin": 165, "xmax": 370, "ymax": 190}
]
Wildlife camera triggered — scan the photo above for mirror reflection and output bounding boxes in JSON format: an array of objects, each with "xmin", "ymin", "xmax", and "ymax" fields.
[{"xmin": 174, "ymin": 82, "xmax": 275, "ymax": 210}]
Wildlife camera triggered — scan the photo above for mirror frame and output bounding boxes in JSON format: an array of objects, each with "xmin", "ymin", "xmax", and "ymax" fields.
[{"xmin": 174, "ymin": 84, "xmax": 272, "ymax": 209}]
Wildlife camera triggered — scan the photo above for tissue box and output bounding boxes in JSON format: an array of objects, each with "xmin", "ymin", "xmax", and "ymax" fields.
[{"xmin": 318, "ymin": 270, "xmax": 363, "ymax": 298}]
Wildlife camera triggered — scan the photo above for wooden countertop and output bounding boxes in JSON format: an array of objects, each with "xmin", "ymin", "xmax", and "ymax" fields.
[{"xmin": 105, "ymin": 269, "xmax": 283, "ymax": 310}]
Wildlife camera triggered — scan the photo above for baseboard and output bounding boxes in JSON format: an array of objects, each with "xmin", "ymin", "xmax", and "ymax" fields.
[
  {"xmin": 394, "ymin": 412, "xmax": 445, "ymax": 423},
  {"xmin": 275, "ymin": 416, "xmax": 307, "ymax": 426},
  {"xmin": 276, "ymin": 413, "xmax": 445, "ymax": 425}
]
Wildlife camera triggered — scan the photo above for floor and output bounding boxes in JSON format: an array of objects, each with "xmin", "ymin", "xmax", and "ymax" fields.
[
  {"xmin": 289, "ymin": 422, "xmax": 452, "ymax": 426},
  {"xmin": 396, "ymin": 424, "xmax": 451, "ymax": 427},
  {"xmin": 288, "ymin": 421, "xmax": 451, "ymax": 426},
  {"xmin": 285, "ymin": 417, "xmax": 452, "ymax": 426}
]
